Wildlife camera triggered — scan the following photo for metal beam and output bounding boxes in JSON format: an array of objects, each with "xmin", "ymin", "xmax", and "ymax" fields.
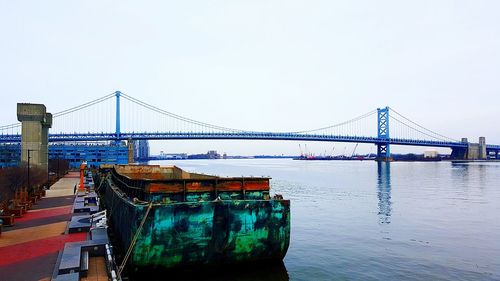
[
  {"xmin": 377, "ymin": 107, "xmax": 391, "ymax": 160},
  {"xmin": 115, "ymin": 91, "xmax": 121, "ymax": 142},
  {"xmin": 2, "ymin": 131, "xmax": 498, "ymax": 150}
]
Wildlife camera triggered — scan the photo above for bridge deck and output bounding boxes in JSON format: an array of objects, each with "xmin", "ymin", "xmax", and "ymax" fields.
[{"xmin": 1, "ymin": 132, "xmax": 499, "ymax": 150}]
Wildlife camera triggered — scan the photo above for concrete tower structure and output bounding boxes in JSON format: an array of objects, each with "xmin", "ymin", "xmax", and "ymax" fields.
[
  {"xmin": 17, "ymin": 103, "xmax": 52, "ymax": 173},
  {"xmin": 479, "ymin": 137, "xmax": 487, "ymax": 159}
]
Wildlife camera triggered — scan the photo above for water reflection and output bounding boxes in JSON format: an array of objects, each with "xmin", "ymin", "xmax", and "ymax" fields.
[
  {"xmin": 129, "ymin": 261, "xmax": 289, "ymax": 281},
  {"xmin": 377, "ymin": 162, "xmax": 392, "ymax": 224},
  {"xmin": 451, "ymin": 161, "xmax": 487, "ymax": 190},
  {"xmin": 451, "ymin": 161, "xmax": 470, "ymax": 173}
]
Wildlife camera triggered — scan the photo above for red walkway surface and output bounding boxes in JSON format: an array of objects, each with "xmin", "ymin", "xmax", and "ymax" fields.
[
  {"xmin": 14, "ymin": 206, "xmax": 73, "ymax": 223},
  {"xmin": 0, "ymin": 232, "xmax": 87, "ymax": 266},
  {"xmin": 0, "ymin": 174, "xmax": 82, "ymax": 281}
]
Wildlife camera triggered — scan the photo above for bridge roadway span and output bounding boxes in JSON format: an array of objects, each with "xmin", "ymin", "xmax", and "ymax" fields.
[{"xmin": 2, "ymin": 132, "xmax": 500, "ymax": 150}]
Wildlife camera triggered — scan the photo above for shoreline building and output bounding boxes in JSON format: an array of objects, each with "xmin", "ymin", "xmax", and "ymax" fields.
[
  {"xmin": 134, "ymin": 140, "xmax": 150, "ymax": 161},
  {"xmin": 0, "ymin": 142, "xmax": 129, "ymax": 169}
]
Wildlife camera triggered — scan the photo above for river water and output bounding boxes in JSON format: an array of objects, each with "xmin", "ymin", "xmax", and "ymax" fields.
[{"xmin": 144, "ymin": 159, "xmax": 500, "ymax": 281}]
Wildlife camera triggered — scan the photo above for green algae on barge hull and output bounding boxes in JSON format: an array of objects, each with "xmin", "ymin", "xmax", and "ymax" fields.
[{"xmin": 98, "ymin": 165, "xmax": 290, "ymax": 269}]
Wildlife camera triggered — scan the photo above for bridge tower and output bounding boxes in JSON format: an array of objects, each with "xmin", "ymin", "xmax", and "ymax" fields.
[
  {"xmin": 115, "ymin": 91, "xmax": 121, "ymax": 143},
  {"xmin": 451, "ymin": 137, "xmax": 488, "ymax": 160},
  {"xmin": 377, "ymin": 107, "xmax": 391, "ymax": 161}
]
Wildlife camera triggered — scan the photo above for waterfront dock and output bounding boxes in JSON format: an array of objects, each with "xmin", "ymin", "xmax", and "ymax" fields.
[{"xmin": 0, "ymin": 171, "xmax": 116, "ymax": 281}]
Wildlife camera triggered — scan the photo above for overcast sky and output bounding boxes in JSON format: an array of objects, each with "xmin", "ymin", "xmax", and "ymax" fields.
[{"xmin": 1, "ymin": 1, "xmax": 499, "ymax": 155}]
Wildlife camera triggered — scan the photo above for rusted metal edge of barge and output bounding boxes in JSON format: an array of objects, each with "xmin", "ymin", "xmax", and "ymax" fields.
[{"xmin": 97, "ymin": 164, "xmax": 291, "ymax": 271}]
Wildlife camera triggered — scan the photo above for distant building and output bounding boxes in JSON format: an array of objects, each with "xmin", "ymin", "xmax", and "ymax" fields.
[
  {"xmin": 135, "ymin": 140, "xmax": 150, "ymax": 160},
  {"xmin": 49, "ymin": 143, "xmax": 128, "ymax": 168},
  {"xmin": 207, "ymin": 150, "xmax": 219, "ymax": 159},
  {"xmin": 188, "ymin": 150, "xmax": 221, "ymax": 159},
  {"xmin": 1, "ymin": 142, "xmax": 129, "ymax": 168},
  {"xmin": 158, "ymin": 152, "xmax": 188, "ymax": 159},
  {"xmin": 0, "ymin": 144, "xmax": 20, "ymax": 167},
  {"xmin": 424, "ymin": 150, "xmax": 439, "ymax": 158}
]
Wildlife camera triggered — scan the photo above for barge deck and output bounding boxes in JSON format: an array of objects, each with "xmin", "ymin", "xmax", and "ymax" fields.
[{"xmin": 99, "ymin": 164, "xmax": 290, "ymax": 271}]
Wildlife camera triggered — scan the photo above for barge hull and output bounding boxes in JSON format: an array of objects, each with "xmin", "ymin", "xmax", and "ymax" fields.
[{"xmin": 104, "ymin": 178, "xmax": 290, "ymax": 269}]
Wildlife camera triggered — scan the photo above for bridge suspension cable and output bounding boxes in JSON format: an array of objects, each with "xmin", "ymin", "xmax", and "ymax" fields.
[
  {"xmin": 0, "ymin": 91, "xmax": 466, "ymax": 149},
  {"xmin": 0, "ymin": 122, "xmax": 21, "ymax": 131},
  {"xmin": 388, "ymin": 108, "xmax": 459, "ymax": 142},
  {"xmin": 292, "ymin": 110, "xmax": 377, "ymax": 134},
  {"xmin": 120, "ymin": 93, "xmax": 249, "ymax": 133},
  {"xmin": 50, "ymin": 92, "xmax": 116, "ymax": 134},
  {"xmin": 281, "ymin": 109, "xmax": 378, "ymax": 139},
  {"xmin": 52, "ymin": 93, "xmax": 115, "ymax": 118}
]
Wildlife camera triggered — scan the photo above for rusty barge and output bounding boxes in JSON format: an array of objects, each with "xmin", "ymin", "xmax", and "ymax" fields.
[{"xmin": 97, "ymin": 165, "xmax": 290, "ymax": 270}]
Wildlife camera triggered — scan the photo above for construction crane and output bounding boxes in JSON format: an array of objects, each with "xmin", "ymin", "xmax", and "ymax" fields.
[
  {"xmin": 366, "ymin": 146, "xmax": 373, "ymax": 158},
  {"xmin": 330, "ymin": 146, "xmax": 335, "ymax": 156},
  {"xmin": 351, "ymin": 143, "xmax": 359, "ymax": 158}
]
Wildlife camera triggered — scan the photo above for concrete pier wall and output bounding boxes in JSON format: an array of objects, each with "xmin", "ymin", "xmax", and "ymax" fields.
[
  {"xmin": 479, "ymin": 137, "xmax": 487, "ymax": 159},
  {"xmin": 451, "ymin": 137, "xmax": 488, "ymax": 160},
  {"xmin": 467, "ymin": 143, "xmax": 480, "ymax": 160}
]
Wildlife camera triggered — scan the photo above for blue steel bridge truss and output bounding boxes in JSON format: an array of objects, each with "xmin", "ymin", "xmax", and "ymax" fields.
[
  {"xmin": 1, "ymin": 91, "xmax": 500, "ymax": 158},
  {"xmin": 0, "ymin": 131, "xmax": 495, "ymax": 149}
]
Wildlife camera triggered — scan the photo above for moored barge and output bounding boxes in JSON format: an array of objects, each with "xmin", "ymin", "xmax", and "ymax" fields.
[{"xmin": 97, "ymin": 165, "xmax": 290, "ymax": 270}]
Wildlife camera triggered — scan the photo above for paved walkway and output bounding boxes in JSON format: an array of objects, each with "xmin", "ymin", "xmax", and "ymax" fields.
[
  {"xmin": 0, "ymin": 172, "xmax": 87, "ymax": 281},
  {"xmin": 46, "ymin": 172, "xmax": 80, "ymax": 198}
]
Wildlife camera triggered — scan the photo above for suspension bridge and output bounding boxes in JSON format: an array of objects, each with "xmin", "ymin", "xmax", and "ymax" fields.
[{"xmin": 1, "ymin": 91, "xmax": 500, "ymax": 164}]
